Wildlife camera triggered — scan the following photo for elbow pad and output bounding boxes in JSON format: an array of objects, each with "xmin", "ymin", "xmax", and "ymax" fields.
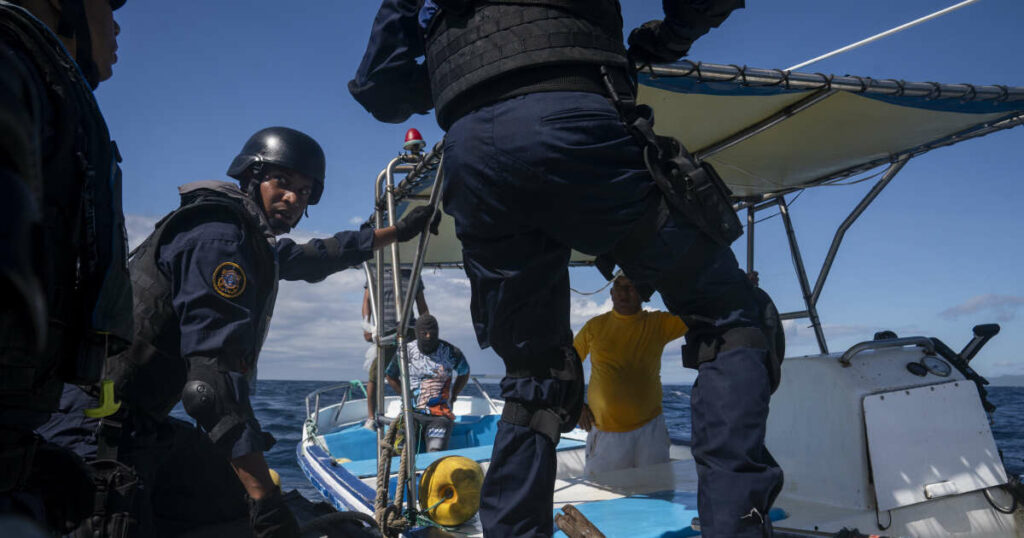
[{"xmin": 181, "ymin": 363, "xmax": 251, "ymax": 448}]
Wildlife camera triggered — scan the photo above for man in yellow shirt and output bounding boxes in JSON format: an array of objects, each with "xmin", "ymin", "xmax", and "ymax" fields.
[{"xmin": 573, "ymin": 274, "xmax": 688, "ymax": 475}]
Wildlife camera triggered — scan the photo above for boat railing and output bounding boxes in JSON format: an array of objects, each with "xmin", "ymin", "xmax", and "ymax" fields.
[
  {"xmin": 839, "ymin": 336, "xmax": 936, "ymax": 366},
  {"xmin": 304, "ymin": 380, "xmax": 368, "ymax": 434},
  {"xmin": 469, "ymin": 376, "xmax": 501, "ymax": 414}
]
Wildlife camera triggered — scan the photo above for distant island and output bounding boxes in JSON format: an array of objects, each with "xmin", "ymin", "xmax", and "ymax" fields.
[{"xmin": 988, "ymin": 375, "xmax": 1024, "ymax": 387}]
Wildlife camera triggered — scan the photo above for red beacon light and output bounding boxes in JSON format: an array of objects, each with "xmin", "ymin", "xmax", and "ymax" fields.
[{"xmin": 403, "ymin": 128, "xmax": 426, "ymax": 154}]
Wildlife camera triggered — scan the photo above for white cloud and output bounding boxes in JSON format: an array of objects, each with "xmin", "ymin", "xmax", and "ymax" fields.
[
  {"xmin": 348, "ymin": 216, "xmax": 365, "ymax": 225},
  {"xmin": 570, "ymin": 296, "xmax": 612, "ymax": 328},
  {"xmin": 125, "ymin": 214, "xmax": 160, "ymax": 250},
  {"xmin": 257, "ymin": 268, "xmax": 506, "ymax": 381},
  {"xmin": 941, "ymin": 294, "xmax": 1024, "ymax": 322}
]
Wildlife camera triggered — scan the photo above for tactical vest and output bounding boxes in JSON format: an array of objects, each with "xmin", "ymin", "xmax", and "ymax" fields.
[
  {"xmin": 425, "ymin": 0, "xmax": 628, "ymax": 129},
  {"xmin": 104, "ymin": 181, "xmax": 278, "ymax": 424},
  {"xmin": 0, "ymin": 2, "xmax": 132, "ymax": 416}
]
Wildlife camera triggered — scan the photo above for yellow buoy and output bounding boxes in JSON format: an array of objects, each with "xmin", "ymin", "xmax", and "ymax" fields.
[
  {"xmin": 418, "ymin": 456, "xmax": 484, "ymax": 526},
  {"xmin": 268, "ymin": 468, "xmax": 281, "ymax": 488}
]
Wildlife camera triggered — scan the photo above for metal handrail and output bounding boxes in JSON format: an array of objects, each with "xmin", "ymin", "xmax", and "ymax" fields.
[
  {"xmin": 304, "ymin": 381, "xmax": 367, "ymax": 429},
  {"xmin": 471, "ymin": 377, "xmax": 500, "ymax": 414},
  {"xmin": 369, "ymin": 142, "xmax": 445, "ymax": 516},
  {"xmin": 839, "ymin": 337, "xmax": 936, "ymax": 367}
]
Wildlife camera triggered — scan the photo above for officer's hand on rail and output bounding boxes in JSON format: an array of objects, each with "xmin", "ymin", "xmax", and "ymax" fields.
[
  {"xmin": 627, "ymin": 20, "xmax": 690, "ymax": 65},
  {"xmin": 250, "ymin": 489, "xmax": 300, "ymax": 538},
  {"xmin": 394, "ymin": 205, "xmax": 441, "ymax": 242},
  {"xmin": 577, "ymin": 404, "xmax": 595, "ymax": 432}
]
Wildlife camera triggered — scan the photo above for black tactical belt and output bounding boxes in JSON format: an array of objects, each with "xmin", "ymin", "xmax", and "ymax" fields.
[{"xmin": 438, "ymin": 64, "xmax": 607, "ymax": 130}]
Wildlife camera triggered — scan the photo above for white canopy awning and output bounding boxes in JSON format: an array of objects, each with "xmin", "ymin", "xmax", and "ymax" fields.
[{"xmin": 382, "ymin": 61, "xmax": 1024, "ymax": 266}]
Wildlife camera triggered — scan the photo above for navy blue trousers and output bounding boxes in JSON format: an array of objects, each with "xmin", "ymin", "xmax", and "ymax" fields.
[{"xmin": 442, "ymin": 91, "xmax": 782, "ymax": 537}]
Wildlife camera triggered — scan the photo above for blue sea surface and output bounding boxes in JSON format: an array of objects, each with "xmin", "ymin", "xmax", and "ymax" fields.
[{"xmin": 246, "ymin": 382, "xmax": 1024, "ymax": 502}]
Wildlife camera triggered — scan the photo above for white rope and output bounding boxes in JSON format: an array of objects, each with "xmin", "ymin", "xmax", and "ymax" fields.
[{"xmin": 787, "ymin": 0, "xmax": 982, "ymax": 72}]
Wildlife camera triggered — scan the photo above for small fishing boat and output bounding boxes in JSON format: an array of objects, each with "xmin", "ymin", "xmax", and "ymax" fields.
[
  {"xmin": 298, "ymin": 378, "xmax": 760, "ymax": 537},
  {"xmin": 298, "ymin": 379, "xmax": 512, "ymax": 531},
  {"xmin": 298, "ymin": 37, "xmax": 1024, "ymax": 538}
]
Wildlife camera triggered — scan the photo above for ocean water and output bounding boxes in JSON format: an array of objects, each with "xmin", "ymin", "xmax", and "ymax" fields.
[{"xmin": 247, "ymin": 381, "xmax": 1024, "ymax": 502}]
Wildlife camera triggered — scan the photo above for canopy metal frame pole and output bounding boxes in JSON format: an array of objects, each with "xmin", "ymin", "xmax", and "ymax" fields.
[
  {"xmin": 396, "ymin": 154, "xmax": 445, "ymax": 344},
  {"xmin": 811, "ymin": 156, "xmax": 909, "ymax": 306},
  {"xmin": 647, "ymin": 62, "xmax": 1024, "ymax": 103},
  {"xmin": 747, "ymin": 156, "xmax": 911, "ymax": 355},
  {"xmin": 776, "ymin": 195, "xmax": 829, "ymax": 354},
  {"xmin": 746, "ymin": 206, "xmax": 756, "ymax": 275},
  {"xmin": 696, "ymin": 89, "xmax": 836, "ymax": 161}
]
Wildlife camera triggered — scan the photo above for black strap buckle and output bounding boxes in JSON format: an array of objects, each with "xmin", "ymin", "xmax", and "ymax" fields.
[
  {"xmin": 599, "ymin": 65, "xmax": 637, "ymax": 114},
  {"xmin": 96, "ymin": 417, "xmax": 123, "ymax": 461}
]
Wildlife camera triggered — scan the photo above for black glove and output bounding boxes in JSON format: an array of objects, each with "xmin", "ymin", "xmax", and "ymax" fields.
[
  {"xmin": 394, "ymin": 205, "xmax": 441, "ymax": 242},
  {"xmin": 250, "ymin": 489, "xmax": 300, "ymax": 538},
  {"xmin": 627, "ymin": 20, "xmax": 690, "ymax": 65}
]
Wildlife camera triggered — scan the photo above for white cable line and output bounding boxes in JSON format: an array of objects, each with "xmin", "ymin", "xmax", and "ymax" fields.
[{"xmin": 786, "ymin": 0, "xmax": 982, "ymax": 72}]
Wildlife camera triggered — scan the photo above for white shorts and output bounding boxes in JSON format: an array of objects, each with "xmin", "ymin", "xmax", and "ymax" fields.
[{"xmin": 584, "ymin": 413, "xmax": 670, "ymax": 476}]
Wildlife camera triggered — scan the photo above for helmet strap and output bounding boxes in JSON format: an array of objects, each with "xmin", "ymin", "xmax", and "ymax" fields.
[
  {"xmin": 246, "ymin": 168, "xmax": 302, "ymax": 234},
  {"xmin": 245, "ymin": 175, "xmax": 264, "ymax": 208},
  {"xmin": 57, "ymin": 0, "xmax": 100, "ymax": 89}
]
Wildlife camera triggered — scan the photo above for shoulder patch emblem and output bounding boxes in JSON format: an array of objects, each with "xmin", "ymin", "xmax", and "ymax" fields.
[{"xmin": 212, "ymin": 262, "xmax": 246, "ymax": 298}]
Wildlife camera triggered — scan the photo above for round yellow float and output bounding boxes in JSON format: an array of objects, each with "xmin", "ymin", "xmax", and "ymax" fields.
[{"xmin": 418, "ymin": 456, "xmax": 484, "ymax": 526}]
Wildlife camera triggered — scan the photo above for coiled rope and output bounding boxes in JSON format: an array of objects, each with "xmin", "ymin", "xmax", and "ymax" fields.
[{"xmin": 374, "ymin": 416, "xmax": 412, "ymax": 537}]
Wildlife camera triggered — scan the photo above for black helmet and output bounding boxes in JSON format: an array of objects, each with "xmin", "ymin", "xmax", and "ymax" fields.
[{"xmin": 227, "ymin": 127, "xmax": 326, "ymax": 205}]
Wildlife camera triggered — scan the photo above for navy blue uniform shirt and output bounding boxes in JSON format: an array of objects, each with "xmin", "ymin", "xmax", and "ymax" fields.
[{"xmin": 158, "ymin": 213, "xmax": 374, "ymax": 458}]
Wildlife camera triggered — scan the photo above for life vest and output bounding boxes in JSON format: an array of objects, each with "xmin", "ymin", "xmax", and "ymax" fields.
[
  {"xmin": 104, "ymin": 181, "xmax": 278, "ymax": 423},
  {"xmin": 0, "ymin": 2, "xmax": 132, "ymax": 415},
  {"xmin": 425, "ymin": 0, "xmax": 627, "ymax": 129}
]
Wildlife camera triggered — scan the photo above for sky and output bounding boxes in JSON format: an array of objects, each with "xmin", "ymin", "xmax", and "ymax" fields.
[{"xmin": 99, "ymin": 0, "xmax": 1024, "ymax": 383}]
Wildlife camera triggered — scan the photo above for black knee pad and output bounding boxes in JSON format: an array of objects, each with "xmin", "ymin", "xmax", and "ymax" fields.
[
  {"xmin": 683, "ymin": 287, "xmax": 785, "ymax": 393},
  {"xmin": 553, "ymin": 346, "xmax": 585, "ymax": 434},
  {"xmin": 502, "ymin": 346, "xmax": 584, "ymax": 443},
  {"xmin": 754, "ymin": 287, "xmax": 785, "ymax": 393}
]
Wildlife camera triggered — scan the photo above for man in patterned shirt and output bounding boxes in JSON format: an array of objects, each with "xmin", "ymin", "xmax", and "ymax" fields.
[{"xmin": 385, "ymin": 314, "xmax": 469, "ymax": 451}]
